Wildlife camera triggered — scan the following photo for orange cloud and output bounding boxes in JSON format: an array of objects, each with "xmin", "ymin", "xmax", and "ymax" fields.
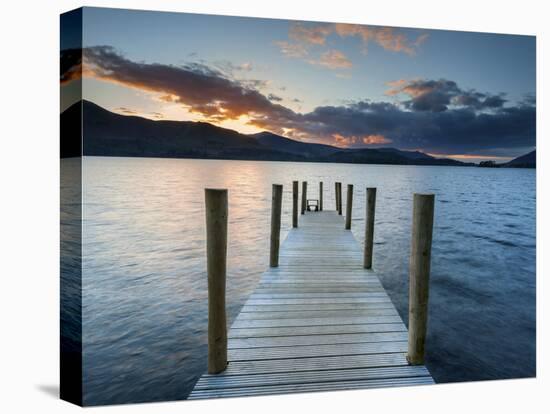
[
  {"xmin": 289, "ymin": 23, "xmax": 333, "ymax": 45},
  {"xmin": 334, "ymin": 24, "xmax": 427, "ymax": 55},
  {"xmin": 282, "ymin": 23, "xmax": 428, "ymax": 56},
  {"xmin": 427, "ymin": 153, "xmax": 512, "ymax": 161},
  {"xmin": 332, "ymin": 133, "xmax": 356, "ymax": 147},
  {"xmin": 310, "ymin": 50, "xmax": 352, "ymax": 69},
  {"xmin": 331, "ymin": 133, "xmax": 391, "ymax": 147},
  {"xmin": 386, "ymin": 78, "xmax": 437, "ymax": 97},
  {"xmin": 276, "ymin": 23, "xmax": 427, "ymax": 71},
  {"xmin": 363, "ymin": 134, "xmax": 392, "ymax": 144}
]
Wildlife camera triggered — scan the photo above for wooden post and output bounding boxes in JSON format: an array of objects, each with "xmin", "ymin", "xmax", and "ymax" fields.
[
  {"xmin": 292, "ymin": 181, "xmax": 298, "ymax": 228},
  {"xmin": 270, "ymin": 184, "xmax": 283, "ymax": 267},
  {"xmin": 335, "ymin": 182, "xmax": 339, "ymax": 211},
  {"xmin": 301, "ymin": 181, "xmax": 307, "ymax": 214},
  {"xmin": 319, "ymin": 182, "xmax": 323, "ymax": 211},
  {"xmin": 337, "ymin": 182, "xmax": 342, "ymax": 215},
  {"xmin": 407, "ymin": 193, "xmax": 435, "ymax": 366},
  {"xmin": 345, "ymin": 184, "xmax": 353, "ymax": 229},
  {"xmin": 205, "ymin": 188, "xmax": 228, "ymax": 374},
  {"xmin": 363, "ymin": 188, "xmax": 377, "ymax": 269}
]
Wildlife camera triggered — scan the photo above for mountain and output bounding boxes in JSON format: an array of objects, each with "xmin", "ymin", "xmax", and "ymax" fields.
[
  {"xmin": 61, "ymin": 100, "xmax": 472, "ymax": 166},
  {"xmin": 376, "ymin": 147, "xmax": 433, "ymax": 160},
  {"xmin": 252, "ymin": 131, "xmax": 339, "ymax": 158},
  {"xmin": 75, "ymin": 100, "xmax": 301, "ymax": 161},
  {"xmin": 321, "ymin": 147, "xmax": 468, "ymax": 166},
  {"xmin": 502, "ymin": 150, "xmax": 536, "ymax": 168}
]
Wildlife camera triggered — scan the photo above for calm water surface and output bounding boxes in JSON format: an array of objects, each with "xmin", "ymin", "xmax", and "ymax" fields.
[{"xmin": 75, "ymin": 157, "xmax": 535, "ymax": 405}]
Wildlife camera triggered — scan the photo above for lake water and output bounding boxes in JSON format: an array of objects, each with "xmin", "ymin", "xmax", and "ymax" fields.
[{"xmin": 70, "ymin": 157, "xmax": 535, "ymax": 405}]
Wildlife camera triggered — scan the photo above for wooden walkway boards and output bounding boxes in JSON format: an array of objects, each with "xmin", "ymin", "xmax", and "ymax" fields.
[{"xmin": 189, "ymin": 210, "xmax": 434, "ymax": 399}]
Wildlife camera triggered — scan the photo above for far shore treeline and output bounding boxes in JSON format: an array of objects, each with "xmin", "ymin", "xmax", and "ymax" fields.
[{"xmin": 61, "ymin": 100, "xmax": 535, "ymax": 168}]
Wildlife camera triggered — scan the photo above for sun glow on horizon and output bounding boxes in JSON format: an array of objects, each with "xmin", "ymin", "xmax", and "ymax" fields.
[{"xmin": 427, "ymin": 152, "xmax": 513, "ymax": 163}]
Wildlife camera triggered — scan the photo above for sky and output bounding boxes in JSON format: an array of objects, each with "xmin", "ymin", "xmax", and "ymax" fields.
[{"xmin": 61, "ymin": 7, "xmax": 536, "ymax": 162}]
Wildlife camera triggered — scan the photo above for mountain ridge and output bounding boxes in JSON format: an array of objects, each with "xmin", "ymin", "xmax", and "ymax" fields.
[
  {"xmin": 503, "ymin": 150, "xmax": 536, "ymax": 168},
  {"xmin": 61, "ymin": 100, "xmax": 530, "ymax": 167}
]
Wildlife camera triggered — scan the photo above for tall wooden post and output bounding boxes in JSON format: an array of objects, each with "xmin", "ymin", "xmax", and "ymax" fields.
[
  {"xmin": 345, "ymin": 184, "xmax": 353, "ymax": 229},
  {"xmin": 301, "ymin": 181, "xmax": 307, "ymax": 214},
  {"xmin": 270, "ymin": 184, "xmax": 283, "ymax": 267},
  {"xmin": 363, "ymin": 188, "xmax": 377, "ymax": 269},
  {"xmin": 337, "ymin": 182, "xmax": 342, "ymax": 215},
  {"xmin": 292, "ymin": 181, "xmax": 298, "ymax": 228},
  {"xmin": 205, "ymin": 189, "xmax": 228, "ymax": 374},
  {"xmin": 407, "ymin": 193, "xmax": 435, "ymax": 365},
  {"xmin": 335, "ymin": 182, "xmax": 339, "ymax": 211},
  {"xmin": 319, "ymin": 182, "xmax": 323, "ymax": 211}
]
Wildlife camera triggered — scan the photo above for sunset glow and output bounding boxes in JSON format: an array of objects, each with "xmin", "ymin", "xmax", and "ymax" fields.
[{"xmin": 61, "ymin": 7, "xmax": 536, "ymax": 161}]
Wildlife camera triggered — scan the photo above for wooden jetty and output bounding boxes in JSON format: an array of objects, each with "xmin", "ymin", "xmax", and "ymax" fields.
[{"xmin": 189, "ymin": 188, "xmax": 435, "ymax": 400}]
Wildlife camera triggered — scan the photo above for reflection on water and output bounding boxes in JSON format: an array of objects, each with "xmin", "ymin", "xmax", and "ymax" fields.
[{"xmin": 75, "ymin": 157, "xmax": 535, "ymax": 405}]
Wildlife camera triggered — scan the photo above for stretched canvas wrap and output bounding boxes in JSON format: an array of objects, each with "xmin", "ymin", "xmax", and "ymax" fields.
[{"xmin": 60, "ymin": 6, "xmax": 536, "ymax": 406}]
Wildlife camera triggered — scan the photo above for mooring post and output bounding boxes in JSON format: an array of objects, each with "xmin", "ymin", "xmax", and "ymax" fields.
[
  {"xmin": 345, "ymin": 184, "xmax": 353, "ymax": 229},
  {"xmin": 301, "ymin": 181, "xmax": 307, "ymax": 215},
  {"xmin": 270, "ymin": 184, "xmax": 283, "ymax": 267},
  {"xmin": 337, "ymin": 182, "xmax": 342, "ymax": 215},
  {"xmin": 292, "ymin": 181, "xmax": 298, "ymax": 228},
  {"xmin": 205, "ymin": 188, "xmax": 228, "ymax": 374},
  {"xmin": 335, "ymin": 182, "xmax": 339, "ymax": 211},
  {"xmin": 319, "ymin": 182, "xmax": 323, "ymax": 211},
  {"xmin": 363, "ymin": 187, "xmax": 377, "ymax": 269},
  {"xmin": 407, "ymin": 193, "xmax": 435, "ymax": 365}
]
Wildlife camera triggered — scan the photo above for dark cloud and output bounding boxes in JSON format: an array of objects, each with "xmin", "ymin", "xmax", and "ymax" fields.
[
  {"xmin": 268, "ymin": 93, "xmax": 283, "ymax": 102},
  {"xmin": 80, "ymin": 46, "xmax": 296, "ymax": 125},
  {"xmin": 295, "ymin": 100, "xmax": 535, "ymax": 153},
  {"xmin": 114, "ymin": 107, "xmax": 138, "ymax": 115},
  {"xmin": 388, "ymin": 78, "xmax": 508, "ymax": 112},
  {"xmin": 61, "ymin": 46, "xmax": 535, "ymax": 156}
]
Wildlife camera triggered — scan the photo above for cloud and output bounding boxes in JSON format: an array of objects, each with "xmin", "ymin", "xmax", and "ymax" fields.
[
  {"xmin": 363, "ymin": 134, "xmax": 392, "ymax": 145},
  {"xmin": 214, "ymin": 60, "xmax": 253, "ymax": 75},
  {"xmin": 150, "ymin": 112, "xmax": 164, "ymax": 119},
  {"xmin": 114, "ymin": 107, "xmax": 165, "ymax": 119},
  {"xmin": 309, "ymin": 50, "xmax": 353, "ymax": 69},
  {"xmin": 60, "ymin": 49, "xmax": 82, "ymax": 84},
  {"xmin": 387, "ymin": 78, "xmax": 508, "ymax": 112},
  {"xmin": 289, "ymin": 23, "xmax": 333, "ymax": 45},
  {"xmin": 331, "ymin": 133, "xmax": 392, "ymax": 148},
  {"xmin": 334, "ymin": 24, "xmax": 427, "ymax": 55},
  {"xmin": 114, "ymin": 107, "xmax": 138, "ymax": 115},
  {"xmin": 62, "ymin": 46, "xmax": 535, "ymax": 156},
  {"xmin": 296, "ymin": 99, "xmax": 535, "ymax": 153},
  {"xmin": 268, "ymin": 93, "xmax": 283, "ymax": 102},
  {"xmin": 276, "ymin": 23, "xmax": 427, "ymax": 72},
  {"xmin": 279, "ymin": 22, "xmax": 427, "ymax": 57},
  {"xmin": 80, "ymin": 46, "xmax": 296, "ymax": 125},
  {"xmin": 275, "ymin": 41, "xmax": 308, "ymax": 58},
  {"xmin": 331, "ymin": 133, "xmax": 355, "ymax": 147}
]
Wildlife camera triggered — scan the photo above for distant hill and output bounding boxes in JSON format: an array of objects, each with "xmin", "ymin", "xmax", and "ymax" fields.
[
  {"xmin": 75, "ymin": 100, "xmax": 300, "ymax": 161},
  {"xmin": 320, "ymin": 147, "xmax": 469, "ymax": 166},
  {"xmin": 502, "ymin": 150, "xmax": 536, "ymax": 168},
  {"xmin": 60, "ymin": 100, "xmax": 473, "ymax": 167},
  {"xmin": 252, "ymin": 131, "xmax": 339, "ymax": 158}
]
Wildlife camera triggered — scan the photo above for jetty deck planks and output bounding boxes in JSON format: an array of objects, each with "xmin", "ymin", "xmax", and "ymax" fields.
[{"xmin": 189, "ymin": 210, "xmax": 434, "ymax": 399}]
